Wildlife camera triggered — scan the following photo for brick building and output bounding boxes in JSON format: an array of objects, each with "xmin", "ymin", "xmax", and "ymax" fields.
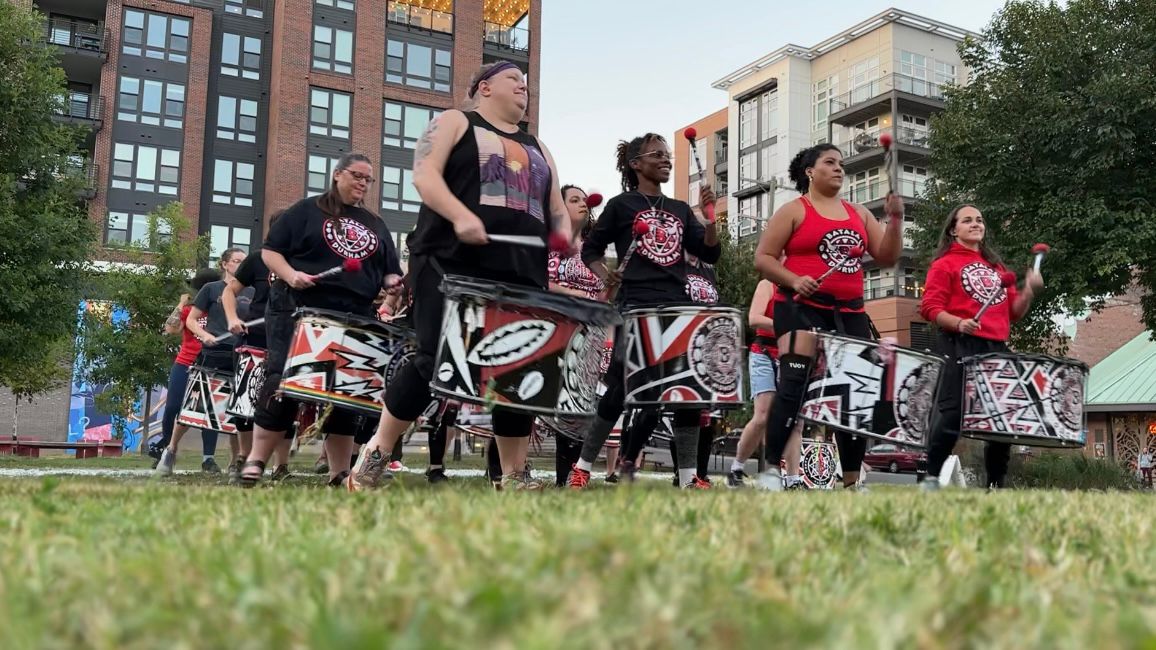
[{"xmin": 3, "ymin": 0, "xmax": 541, "ymax": 440}]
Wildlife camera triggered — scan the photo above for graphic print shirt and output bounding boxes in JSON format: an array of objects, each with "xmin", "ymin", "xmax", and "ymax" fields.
[
  {"xmin": 685, "ymin": 251, "xmax": 719, "ymax": 305},
  {"xmin": 581, "ymin": 192, "xmax": 720, "ymax": 305},
  {"xmin": 777, "ymin": 196, "xmax": 868, "ymax": 311},
  {"xmin": 920, "ymin": 243, "xmax": 1020, "ymax": 342},
  {"xmin": 407, "ymin": 111, "xmax": 553, "ymax": 288},
  {"xmin": 549, "ymin": 243, "xmax": 605, "ymax": 300}
]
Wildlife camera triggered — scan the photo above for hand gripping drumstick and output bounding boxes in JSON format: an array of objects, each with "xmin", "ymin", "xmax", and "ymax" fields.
[
  {"xmin": 310, "ymin": 257, "xmax": 362, "ymax": 281},
  {"xmin": 682, "ymin": 128, "xmax": 715, "ymax": 223},
  {"xmin": 974, "ymin": 271, "xmax": 1017, "ymax": 322},
  {"xmin": 816, "ymin": 245, "xmax": 865, "ymax": 283},
  {"xmin": 605, "ymin": 219, "xmax": 652, "ymax": 302},
  {"xmin": 211, "ymin": 318, "xmax": 264, "ymax": 343},
  {"xmin": 1032, "ymin": 243, "xmax": 1050, "ymax": 273}
]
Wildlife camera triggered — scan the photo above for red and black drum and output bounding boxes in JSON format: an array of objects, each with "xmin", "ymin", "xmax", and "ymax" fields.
[
  {"xmin": 961, "ymin": 352, "xmax": 1088, "ymax": 448},
  {"xmin": 177, "ymin": 366, "xmax": 240, "ymax": 434},
  {"xmin": 227, "ymin": 346, "xmax": 265, "ymax": 419},
  {"xmin": 622, "ymin": 303, "xmax": 744, "ymax": 410},
  {"xmin": 280, "ymin": 308, "xmax": 417, "ymax": 415},
  {"xmin": 432, "ymin": 275, "xmax": 621, "ymax": 417}
]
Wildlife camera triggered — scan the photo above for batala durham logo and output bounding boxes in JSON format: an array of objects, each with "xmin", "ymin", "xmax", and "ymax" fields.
[
  {"xmin": 689, "ymin": 315, "xmax": 739, "ymax": 395},
  {"xmin": 960, "ymin": 262, "xmax": 1007, "ymax": 306},
  {"xmin": 636, "ymin": 209, "xmax": 683, "ymax": 267},
  {"xmin": 323, "ymin": 217, "xmax": 379, "ymax": 260},
  {"xmin": 817, "ymin": 229, "xmax": 865, "ymax": 273}
]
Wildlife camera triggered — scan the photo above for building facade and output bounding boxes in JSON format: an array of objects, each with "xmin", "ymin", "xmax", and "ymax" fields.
[
  {"xmin": 672, "ymin": 108, "xmax": 728, "ymax": 228},
  {"xmin": 710, "ymin": 8, "xmax": 976, "ymax": 347},
  {"xmin": 10, "ymin": 0, "xmax": 540, "ymax": 440}
]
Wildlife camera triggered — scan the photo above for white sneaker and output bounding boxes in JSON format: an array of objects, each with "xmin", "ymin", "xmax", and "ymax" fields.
[
  {"xmin": 755, "ymin": 467, "xmax": 784, "ymax": 492},
  {"xmin": 154, "ymin": 449, "xmax": 176, "ymax": 477},
  {"xmin": 920, "ymin": 480, "xmax": 941, "ymax": 492}
]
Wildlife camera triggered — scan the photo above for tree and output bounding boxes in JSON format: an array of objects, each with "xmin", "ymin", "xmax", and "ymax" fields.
[
  {"xmin": 715, "ymin": 227, "xmax": 760, "ymax": 314},
  {"xmin": 0, "ymin": 3, "xmax": 97, "ymax": 395},
  {"xmin": 913, "ymin": 0, "xmax": 1156, "ymax": 351},
  {"xmin": 77, "ymin": 203, "xmax": 208, "ymax": 435}
]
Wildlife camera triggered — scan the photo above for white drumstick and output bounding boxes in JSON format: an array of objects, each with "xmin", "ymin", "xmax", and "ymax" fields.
[
  {"xmin": 212, "ymin": 318, "xmax": 264, "ymax": 343},
  {"xmin": 488, "ymin": 234, "xmax": 546, "ymax": 248}
]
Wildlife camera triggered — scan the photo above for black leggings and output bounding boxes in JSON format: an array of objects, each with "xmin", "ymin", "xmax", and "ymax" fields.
[
  {"xmin": 765, "ymin": 300, "xmax": 874, "ymax": 482},
  {"xmin": 668, "ymin": 420, "xmax": 714, "ymax": 479},
  {"xmin": 925, "ymin": 332, "xmax": 1012, "ymax": 487},
  {"xmin": 555, "ymin": 432, "xmax": 582, "ymax": 486},
  {"xmin": 381, "ymin": 255, "xmax": 533, "ymax": 439}
]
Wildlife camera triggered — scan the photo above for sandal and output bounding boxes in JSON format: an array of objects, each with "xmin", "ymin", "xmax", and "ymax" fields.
[{"xmin": 239, "ymin": 460, "xmax": 266, "ymax": 488}]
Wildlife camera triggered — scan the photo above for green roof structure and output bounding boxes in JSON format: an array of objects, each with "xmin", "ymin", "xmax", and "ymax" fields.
[{"xmin": 1085, "ymin": 332, "xmax": 1156, "ymax": 412}]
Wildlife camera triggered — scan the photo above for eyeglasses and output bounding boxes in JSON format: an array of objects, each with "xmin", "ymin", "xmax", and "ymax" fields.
[
  {"xmin": 632, "ymin": 150, "xmax": 673, "ymax": 162},
  {"xmin": 343, "ymin": 170, "xmax": 376, "ymax": 185}
]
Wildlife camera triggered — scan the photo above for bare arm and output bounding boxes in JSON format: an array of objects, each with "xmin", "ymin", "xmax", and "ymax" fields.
[
  {"xmin": 537, "ymin": 141, "xmax": 572, "ymax": 241},
  {"xmin": 754, "ymin": 200, "xmax": 816, "ymax": 295},
  {"xmin": 1011, "ymin": 269, "xmax": 1043, "ymax": 321},
  {"xmin": 747, "ymin": 280, "xmax": 775, "ymax": 330},
  {"xmin": 411, "ymin": 110, "xmax": 475, "ymax": 228},
  {"xmin": 548, "ymin": 281, "xmax": 591, "ymax": 298},
  {"xmin": 163, "ymin": 295, "xmax": 189, "ymax": 335},
  {"xmin": 185, "ymin": 306, "xmax": 215, "ymax": 345},
  {"xmin": 861, "ymin": 195, "xmax": 903, "ymax": 267}
]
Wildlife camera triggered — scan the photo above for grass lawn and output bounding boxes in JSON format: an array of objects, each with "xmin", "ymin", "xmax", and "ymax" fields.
[{"xmin": 0, "ymin": 463, "xmax": 1153, "ymax": 649}]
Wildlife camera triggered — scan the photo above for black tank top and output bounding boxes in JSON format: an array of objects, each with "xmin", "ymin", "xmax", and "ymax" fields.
[{"xmin": 407, "ymin": 111, "xmax": 552, "ymax": 288}]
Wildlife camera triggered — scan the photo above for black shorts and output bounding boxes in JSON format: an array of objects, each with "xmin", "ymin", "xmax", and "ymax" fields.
[{"xmin": 771, "ymin": 299, "xmax": 873, "ymax": 343}]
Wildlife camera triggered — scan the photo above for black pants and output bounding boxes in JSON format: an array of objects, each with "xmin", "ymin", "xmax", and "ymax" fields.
[
  {"xmin": 765, "ymin": 300, "xmax": 874, "ymax": 482},
  {"xmin": 555, "ymin": 432, "xmax": 582, "ymax": 486},
  {"xmin": 382, "ymin": 255, "xmax": 533, "ymax": 440},
  {"xmin": 925, "ymin": 332, "xmax": 1012, "ymax": 487},
  {"xmin": 668, "ymin": 420, "xmax": 714, "ymax": 479}
]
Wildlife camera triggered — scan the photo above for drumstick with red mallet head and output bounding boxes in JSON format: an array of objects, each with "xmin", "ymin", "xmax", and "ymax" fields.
[
  {"xmin": 974, "ymin": 271, "xmax": 1018, "ymax": 322},
  {"xmin": 682, "ymin": 127, "xmax": 715, "ymax": 223},
  {"xmin": 310, "ymin": 257, "xmax": 362, "ymax": 281},
  {"xmin": 605, "ymin": 219, "xmax": 652, "ymax": 302},
  {"xmin": 585, "ymin": 191, "xmax": 603, "ymax": 211},
  {"xmin": 816, "ymin": 245, "xmax": 865, "ymax": 283},
  {"xmin": 879, "ymin": 131, "xmax": 896, "ymax": 195},
  {"xmin": 1032, "ymin": 243, "xmax": 1050, "ymax": 272}
]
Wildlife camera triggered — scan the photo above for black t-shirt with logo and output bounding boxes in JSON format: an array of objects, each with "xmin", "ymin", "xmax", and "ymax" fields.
[
  {"xmin": 406, "ymin": 111, "xmax": 553, "ymax": 288},
  {"xmin": 234, "ymin": 251, "xmax": 275, "ymax": 345},
  {"xmin": 685, "ymin": 251, "xmax": 719, "ymax": 304},
  {"xmin": 581, "ymin": 192, "xmax": 721, "ymax": 305},
  {"xmin": 263, "ymin": 196, "xmax": 401, "ymax": 312}
]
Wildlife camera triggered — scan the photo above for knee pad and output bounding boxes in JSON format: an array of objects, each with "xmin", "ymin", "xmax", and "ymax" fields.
[{"xmin": 775, "ymin": 353, "xmax": 813, "ymax": 403}]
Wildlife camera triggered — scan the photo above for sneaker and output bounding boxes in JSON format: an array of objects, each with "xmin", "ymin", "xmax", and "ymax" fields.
[
  {"xmin": 313, "ymin": 458, "xmax": 329, "ymax": 475},
  {"xmin": 845, "ymin": 482, "xmax": 870, "ymax": 493},
  {"xmin": 567, "ymin": 465, "xmax": 591, "ymax": 490},
  {"xmin": 154, "ymin": 449, "xmax": 176, "ymax": 477},
  {"xmin": 786, "ymin": 481, "xmax": 808, "ymax": 491},
  {"xmin": 604, "ymin": 472, "xmax": 619, "ymax": 484},
  {"xmin": 619, "ymin": 460, "xmax": 638, "ymax": 483},
  {"xmin": 347, "ymin": 447, "xmax": 388, "ymax": 492},
  {"xmin": 270, "ymin": 464, "xmax": 291, "ymax": 482},
  {"xmin": 726, "ymin": 468, "xmax": 748, "ymax": 488},
  {"xmin": 425, "ymin": 467, "xmax": 449, "ymax": 484},
  {"xmin": 387, "ymin": 460, "xmax": 407, "ymax": 473},
  {"xmin": 202, "ymin": 458, "xmax": 222, "ymax": 474},
  {"xmin": 501, "ymin": 472, "xmax": 545, "ymax": 491},
  {"xmin": 671, "ymin": 475, "xmax": 679, "ymax": 488},
  {"xmin": 147, "ymin": 443, "xmax": 164, "ymax": 461},
  {"xmin": 683, "ymin": 476, "xmax": 712, "ymax": 490},
  {"xmin": 327, "ymin": 470, "xmax": 350, "ymax": 488},
  {"xmin": 755, "ymin": 467, "xmax": 784, "ymax": 492},
  {"xmin": 226, "ymin": 458, "xmax": 242, "ymax": 485}
]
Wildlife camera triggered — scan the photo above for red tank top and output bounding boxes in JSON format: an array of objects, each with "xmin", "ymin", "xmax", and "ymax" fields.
[
  {"xmin": 776, "ymin": 196, "xmax": 867, "ymax": 310},
  {"xmin": 749, "ymin": 287, "xmax": 778, "ymax": 359}
]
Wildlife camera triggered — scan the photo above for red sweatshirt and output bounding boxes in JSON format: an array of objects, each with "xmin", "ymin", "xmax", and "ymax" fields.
[{"xmin": 920, "ymin": 243, "xmax": 1019, "ymax": 342}]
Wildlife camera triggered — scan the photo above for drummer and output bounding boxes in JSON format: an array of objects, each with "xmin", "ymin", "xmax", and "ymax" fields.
[
  {"xmin": 919, "ymin": 204, "xmax": 1042, "ymax": 490},
  {"xmin": 753, "ymin": 143, "xmax": 903, "ymax": 491},
  {"xmin": 569, "ymin": 132, "xmax": 720, "ymax": 490},
  {"xmin": 348, "ymin": 60, "xmax": 572, "ymax": 492},
  {"xmin": 240, "ymin": 152, "xmax": 403, "ymax": 487}
]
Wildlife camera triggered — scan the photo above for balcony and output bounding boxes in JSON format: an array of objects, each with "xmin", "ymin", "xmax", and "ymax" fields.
[
  {"xmin": 386, "ymin": 1, "xmax": 454, "ymax": 35},
  {"xmin": 828, "ymin": 73, "xmax": 949, "ymax": 127},
  {"xmin": 840, "ymin": 126, "xmax": 932, "ymax": 174},
  {"xmin": 844, "ymin": 178, "xmax": 927, "ymax": 212},
  {"xmin": 484, "ymin": 22, "xmax": 529, "ymax": 53},
  {"xmin": 79, "ymin": 162, "xmax": 99, "ymax": 200},
  {"xmin": 53, "ymin": 93, "xmax": 104, "ymax": 130},
  {"xmin": 45, "ymin": 17, "xmax": 107, "ymax": 55}
]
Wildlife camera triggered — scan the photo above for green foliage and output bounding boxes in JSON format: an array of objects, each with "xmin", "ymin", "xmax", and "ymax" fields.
[
  {"xmin": 1008, "ymin": 452, "xmax": 1141, "ymax": 491},
  {"xmin": 0, "ymin": 2, "xmax": 97, "ymax": 395},
  {"xmin": 77, "ymin": 203, "xmax": 209, "ymax": 434},
  {"xmin": 715, "ymin": 227, "xmax": 759, "ymax": 314},
  {"xmin": 912, "ymin": 0, "xmax": 1156, "ymax": 351}
]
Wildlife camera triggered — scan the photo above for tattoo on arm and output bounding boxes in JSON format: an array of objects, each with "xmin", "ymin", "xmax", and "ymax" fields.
[{"xmin": 414, "ymin": 116, "xmax": 441, "ymax": 171}]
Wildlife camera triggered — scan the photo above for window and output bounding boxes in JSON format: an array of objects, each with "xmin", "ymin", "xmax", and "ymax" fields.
[
  {"xmin": 739, "ymin": 152, "xmax": 756, "ymax": 190},
  {"xmin": 390, "ymin": 231, "xmax": 411, "ymax": 264},
  {"xmin": 213, "ymin": 160, "xmax": 255, "ymax": 207},
  {"xmin": 117, "ymin": 77, "xmax": 185, "ymax": 128},
  {"xmin": 222, "ymin": 33, "xmax": 262, "ymax": 80},
  {"xmin": 737, "ymin": 195, "xmax": 760, "ymax": 238},
  {"xmin": 901, "ymin": 267, "xmax": 925, "ymax": 298},
  {"xmin": 758, "ymin": 145, "xmax": 777, "ymax": 182},
  {"xmin": 217, "ymin": 96, "xmax": 258, "ymax": 143},
  {"xmin": 901, "ymin": 114, "xmax": 928, "ymax": 132},
  {"xmin": 901, "ymin": 165, "xmax": 928, "ymax": 198},
  {"xmin": 210, "ymin": 225, "xmax": 252, "ymax": 258},
  {"xmin": 759, "ymin": 91, "xmax": 778, "ymax": 141},
  {"xmin": 111, "ymin": 143, "xmax": 180, "ymax": 195},
  {"xmin": 813, "ymin": 76, "xmax": 837, "ymax": 141},
  {"xmin": 847, "ymin": 168, "xmax": 881, "ymax": 203},
  {"xmin": 310, "ymin": 88, "xmax": 351, "ymax": 139},
  {"xmin": 847, "ymin": 117, "xmax": 880, "ymax": 153},
  {"xmin": 898, "ymin": 51, "xmax": 932, "ymax": 96},
  {"xmin": 864, "ymin": 268, "xmax": 887, "ymax": 300},
  {"xmin": 386, "ymin": 39, "xmax": 452, "ymax": 92},
  {"xmin": 383, "ymin": 102, "xmax": 442, "ymax": 149},
  {"xmin": 122, "ymin": 10, "xmax": 190, "ymax": 63},
  {"xmin": 387, "ymin": 1, "xmax": 454, "ymax": 34},
  {"xmin": 316, "ymin": 0, "xmax": 354, "ymax": 9},
  {"xmin": 313, "ymin": 25, "xmax": 354, "ymax": 74},
  {"xmin": 106, "ymin": 211, "xmax": 172, "ymax": 248},
  {"xmin": 739, "ymin": 97, "xmax": 757, "ymax": 149},
  {"xmin": 381, "ymin": 165, "xmax": 421, "ymax": 212},
  {"xmin": 933, "ymin": 61, "xmax": 956, "ymax": 86},
  {"xmin": 848, "ymin": 57, "xmax": 880, "ymax": 104},
  {"xmin": 307, "ymin": 155, "xmax": 339, "ymax": 197},
  {"xmin": 225, "ymin": 0, "xmax": 263, "ymax": 18}
]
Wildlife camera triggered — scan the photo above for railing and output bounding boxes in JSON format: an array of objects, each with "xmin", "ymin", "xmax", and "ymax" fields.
[
  {"xmin": 386, "ymin": 1, "xmax": 454, "ymax": 34},
  {"xmin": 865, "ymin": 279, "xmax": 924, "ymax": 301},
  {"xmin": 484, "ymin": 22, "xmax": 529, "ymax": 52},
  {"xmin": 715, "ymin": 144, "xmax": 729, "ymax": 163},
  {"xmin": 844, "ymin": 125, "xmax": 931, "ymax": 153},
  {"xmin": 45, "ymin": 18, "xmax": 107, "ymax": 53},
  {"xmin": 829, "ymin": 73, "xmax": 950, "ymax": 113},
  {"xmin": 843, "ymin": 178, "xmax": 928, "ymax": 203},
  {"xmin": 56, "ymin": 93, "xmax": 104, "ymax": 122}
]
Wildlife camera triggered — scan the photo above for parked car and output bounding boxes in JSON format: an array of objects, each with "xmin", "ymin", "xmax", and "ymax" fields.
[{"xmin": 864, "ymin": 443, "xmax": 927, "ymax": 473}]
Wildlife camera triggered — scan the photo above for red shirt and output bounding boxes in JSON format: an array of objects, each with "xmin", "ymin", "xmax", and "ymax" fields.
[
  {"xmin": 174, "ymin": 305, "xmax": 205, "ymax": 366},
  {"xmin": 749, "ymin": 285, "xmax": 779, "ymax": 359},
  {"xmin": 775, "ymin": 197, "xmax": 867, "ymax": 311},
  {"xmin": 920, "ymin": 243, "xmax": 1020, "ymax": 342}
]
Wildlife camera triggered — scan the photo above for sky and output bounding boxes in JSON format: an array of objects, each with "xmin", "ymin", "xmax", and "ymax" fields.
[{"xmin": 537, "ymin": 0, "xmax": 1009, "ymax": 202}]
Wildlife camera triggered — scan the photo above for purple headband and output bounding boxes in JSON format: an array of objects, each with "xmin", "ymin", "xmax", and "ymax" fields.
[{"xmin": 469, "ymin": 61, "xmax": 520, "ymax": 98}]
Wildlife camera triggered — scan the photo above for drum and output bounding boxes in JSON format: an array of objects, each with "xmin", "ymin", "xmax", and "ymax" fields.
[
  {"xmin": 961, "ymin": 352, "xmax": 1088, "ymax": 448},
  {"xmin": 227, "ymin": 346, "xmax": 265, "ymax": 418},
  {"xmin": 780, "ymin": 439, "xmax": 841, "ymax": 490},
  {"xmin": 623, "ymin": 304, "xmax": 744, "ymax": 410},
  {"xmin": 432, "ymin": 275, "xmax": 621, "ymax": 416},
  {"xmin": 177, "ymin": 366, "xmax": 239, "ymax": 434},
  {"xmin": 540, "ymin": 339, "xmax": 613, "ymax": 442},
  {"xmin": 280, "ymin": 308, "xmax": 417, "ymax": 414},
  {"xmin": 799, "ymin": 332, "xmax": 944, "ymax": 449}
]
